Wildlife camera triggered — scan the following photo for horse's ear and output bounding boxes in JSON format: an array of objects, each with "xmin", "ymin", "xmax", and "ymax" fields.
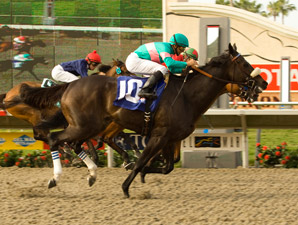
[
  {"xmin": 233, "ymin": 43, "xmax": 237, "ymax": 51},
  {"xmin": 228, "ymin": 43, "xmax": 234, "ymax": 54}
]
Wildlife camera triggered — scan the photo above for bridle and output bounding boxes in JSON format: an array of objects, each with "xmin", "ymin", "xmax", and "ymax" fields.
[{"xmin": 190, "ymin": 52, "xmax": 262, "ymax": 102}]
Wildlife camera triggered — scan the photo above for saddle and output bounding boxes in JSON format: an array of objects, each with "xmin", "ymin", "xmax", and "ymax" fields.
[{"xmin": 113, "ymin": 76, "xmax": 166, "ymax": 136}]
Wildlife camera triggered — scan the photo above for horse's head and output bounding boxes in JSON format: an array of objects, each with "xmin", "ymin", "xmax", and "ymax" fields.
[
  {"xmin": 112, "ymin": 58, "xmax": 130, "ymax": 76},
  {"xmin": 32, "ymin": 39, "xmax": 46, "ymax": 47},
  {"xmin": 36, "ymin": 56, "xmax": 49, "ymax": 65},
  {"xmin": 226, "ymin": 43, "xmax": 268, "ymax": 103}
]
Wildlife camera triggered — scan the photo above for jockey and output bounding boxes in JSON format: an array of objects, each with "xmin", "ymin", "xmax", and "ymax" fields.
[
  {"xmin": 12, "ymin": 53, "xmax": 33, "ymax": 69},
  {"xmin": 13, "ymin": 36, "xmax": 32, "ymax": 55},
  {"xmin": 51, "ymin": 50, "xmax": 101, "ymax": 83},
  {"xmin": 182, "ymin": 47, "xmax": 199, "ymax": 61},
  {"xmin": 162, "ymin": 47, "xmax": 199, "ymax": 67},
  {"xmin": 125, "ymin": 33, "xmax": 198, "ymax": 99},
  {"xmin": 13, "ymin": 36, "xmax": 27, "ymax": 49}
]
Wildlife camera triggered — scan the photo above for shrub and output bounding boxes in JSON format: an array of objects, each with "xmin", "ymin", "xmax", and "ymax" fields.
[{"xmin": 256, "ymin": 142, "xmax": 298, "ymax": 168}]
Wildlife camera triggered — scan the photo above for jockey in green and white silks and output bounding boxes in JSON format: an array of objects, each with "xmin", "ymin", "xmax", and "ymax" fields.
[{"xmin": 125, "ymin": 33, "xmax": 198, "ymax": 99}]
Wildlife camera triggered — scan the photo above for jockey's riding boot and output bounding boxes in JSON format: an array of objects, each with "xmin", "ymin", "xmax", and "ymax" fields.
[{"xmin": 138, "ymin": 71, "xmax": 163, "ymax": 100}]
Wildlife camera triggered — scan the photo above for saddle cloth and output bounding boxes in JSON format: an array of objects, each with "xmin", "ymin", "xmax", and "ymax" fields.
[{"xmin": 113, "ymin": 75, "xmax": 165, "ymax": 112}]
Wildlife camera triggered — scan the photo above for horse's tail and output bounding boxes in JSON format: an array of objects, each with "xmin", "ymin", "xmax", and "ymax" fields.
[
  {"xmin": 20, "ymin": 83, "xmax": 70, "ymax": 109},
  {"xmin": 36, "ymin": 109, "xmax": 68, "ymax": 130},
  {"xmin": 0, "ymin": 93, "xmax": 6, "ymax": 109}
]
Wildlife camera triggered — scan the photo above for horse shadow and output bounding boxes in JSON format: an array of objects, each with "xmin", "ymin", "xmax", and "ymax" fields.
[{"xmin": 0, "ymin": 56, "xmax": 49, "ymax": 80}]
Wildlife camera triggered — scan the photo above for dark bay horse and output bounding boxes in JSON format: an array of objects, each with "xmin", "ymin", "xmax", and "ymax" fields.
[
  {"xmin": 0, "ymin": 81, "xmax": 100, "ymax": 163},
  {"xmin": 20, "ymin": 44, "xmax": 268, "ymax": 197},
  {"xmin": 0, "ymin": 56, "xmax": 48, "ymax": 80},
  {"xmin": 0, "ymin": 59, "xmax": 139, "ymax": 168}
]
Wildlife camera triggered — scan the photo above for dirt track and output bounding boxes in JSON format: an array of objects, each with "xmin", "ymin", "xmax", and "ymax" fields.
[{"xmin": 1, "ymin": 166, "xmax": 298, "ymax": 225}]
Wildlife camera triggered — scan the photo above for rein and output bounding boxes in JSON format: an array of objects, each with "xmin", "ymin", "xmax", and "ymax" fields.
[{"xmin": 191, "ymin": 65, "xmax": 246, "ymax": 86}]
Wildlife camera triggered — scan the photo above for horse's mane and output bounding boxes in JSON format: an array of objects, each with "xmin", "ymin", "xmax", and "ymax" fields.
[
  {"xmin": 98, "ymin": 64, "xmax": 112, "ymax": 73},
  {"xmin": 20, "ymin": 83, "xmax": 69, "ymax": 109},
  {"xmin": 169, "ymin": 51, "xmax": 230, "ymax": 83},
  {"xmin": 204, "ymin": 50, "xmax": 230, "ymax": 67}
]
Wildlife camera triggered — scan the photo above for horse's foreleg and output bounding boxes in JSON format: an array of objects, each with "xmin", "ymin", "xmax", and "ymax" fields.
[
  {"xmin": 122, "ymin": 136, "xmax": 166, "ymax": 198},
  {"xmin": 14, "ymin": 70, "xmax": 23, "ymax": 78}
]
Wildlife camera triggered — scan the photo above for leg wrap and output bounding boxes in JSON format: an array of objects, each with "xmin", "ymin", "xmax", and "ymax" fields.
[
  {"xmin": 51, "ymin": 151, "xmax": 62, "ymax": 181},
  {"xmin": 78, "ymin": 151, "xmax": 97, "ymax": 175}
]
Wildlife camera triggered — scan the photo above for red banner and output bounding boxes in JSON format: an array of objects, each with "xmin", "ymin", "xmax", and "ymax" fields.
[{"xmin": 252, "ymin": 64, "xmax": 298, "ymax": 91}]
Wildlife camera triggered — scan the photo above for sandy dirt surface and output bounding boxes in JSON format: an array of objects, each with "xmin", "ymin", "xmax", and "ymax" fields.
[{"xmin": 1, "ymin": 166, "xmax": 298, "ymax": 225}]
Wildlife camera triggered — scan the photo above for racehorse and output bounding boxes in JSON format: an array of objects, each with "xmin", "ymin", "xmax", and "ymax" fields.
[
  {"xmin": 0, "ymin": 39, "xmax": 46, "ymax": 53},
  {"xmin": 0, "ymin": 59, "xmax": 139, "ymax": 167},
  {"xmin": 0, "ymin": 56, "xmax": 48, "ymax": 80},
  {"xmin": 20, "ymin": 44, "xmax": 268, "ymax": 197}
]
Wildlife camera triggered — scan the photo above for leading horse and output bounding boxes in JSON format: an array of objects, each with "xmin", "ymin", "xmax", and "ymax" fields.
[{"xmin": 20, "ymin": 44, "xmax": 268, "ymax": 197}]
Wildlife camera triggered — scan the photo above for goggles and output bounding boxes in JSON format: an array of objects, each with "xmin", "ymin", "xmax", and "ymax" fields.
[{"xmin": 90, "ymin": 62, "xmax": 99, "ymax": 66}]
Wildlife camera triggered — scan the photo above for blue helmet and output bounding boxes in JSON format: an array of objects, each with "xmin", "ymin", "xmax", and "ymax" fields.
[{"xmin": 169, "ymin": 33, "xmax": 189, "ymax": 47}]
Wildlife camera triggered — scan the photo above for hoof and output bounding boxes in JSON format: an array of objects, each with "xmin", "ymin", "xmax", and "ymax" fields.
[
  {"xmin": 123, "ymin": 162, "xmax": 135, "ymax": 171},
  {"xmin": 140, "ymin": 174, "xmax": 146, "ymax": 183},
  {"xmin": 123, "ymin": 190, "xmax": 130, "ymax": 198},
  {"xmin": 88, "ymin": 176, "xmax": 96, "ymax": 187},
  {"xmin": 48, "ymin": 179, "xmax": 57, "ymax": 189}
]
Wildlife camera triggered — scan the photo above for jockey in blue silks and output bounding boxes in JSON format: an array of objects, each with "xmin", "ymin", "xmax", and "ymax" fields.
[
  {"xmin": 51, "ymin": 50, "xmax": 101, "ymax": 83},
  {"xmin": 125, "ymin": 33, "xmax": 198, "ymax": 99}
]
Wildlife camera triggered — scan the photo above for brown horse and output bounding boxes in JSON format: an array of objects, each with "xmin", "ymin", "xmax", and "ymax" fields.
[
  {"xmin": 0, "ymin": 39, "xmax": 46, "ymax": 53},
  {"xmin": 20, "ymin": 44, "xmax": 268, "ymax": 197},
  {"xmin": 0, "ymin": 59, "xmax": 140, "ymax": 168},
  {"xmin": 0, "ymin": 81, "xmax": 98, "ymax": 162}
]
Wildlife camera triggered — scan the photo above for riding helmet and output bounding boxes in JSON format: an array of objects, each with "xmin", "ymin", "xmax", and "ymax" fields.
[
  {"xmin": 14, "ymin": 36, "xmax": 26, "ymax": 44},
  {"xmin": 183, "ymin": 48, "xmax": 199, "ymax": 60},
  {"xmin": 86, "ymin": 50, "xmax": 102, "ymax": 63},
  {"xmin": 169, "ymin": 33, "xmax": 189, "ymax": 47}
]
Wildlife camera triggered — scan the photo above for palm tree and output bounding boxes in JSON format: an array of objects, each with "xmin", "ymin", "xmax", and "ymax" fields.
[
  {"xmin": 267, "ymin": 1, "xmax": 280, "ymax": 21},
  {"xmin": 216, "ymin": 0, "xmax": 262, "ymax": 14},
  {"xmin": 215, "ymin": 0, "xmax": 230, "ymax": 5},
  {"xmin": 278, "ymin": 0, "xmax": 296, "ymax": 24}
]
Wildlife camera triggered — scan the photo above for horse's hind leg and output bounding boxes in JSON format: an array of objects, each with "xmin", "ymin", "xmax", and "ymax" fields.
[
  {"xmin": 118, "ymin": 132, "xmax": 142, "ymax": 158},
  {"xmin": 73, "ymin": 141, "xmax": 97, "ymax": 187},
  {"xmin": 105, "ymin": 139, "xmax": 134, "ymax": 170},
  {"xmin": 140, "ymin": 143, "xmax": 176, "ymax": 183},
  {"xmin": 85, "ymin": 140, "xmax": 99, "ymax": 165},
  {"xmin": 48, "ymin": 128, "xmax": 98, "ymax": 188}
]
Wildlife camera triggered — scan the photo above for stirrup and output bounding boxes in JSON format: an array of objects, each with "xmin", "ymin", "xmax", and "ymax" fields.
[{"xmin": 138, "ymin": 90, "xmax": 157, "ymax": 100}]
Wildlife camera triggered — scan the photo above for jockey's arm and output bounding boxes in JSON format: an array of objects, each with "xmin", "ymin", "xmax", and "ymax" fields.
[{"xmin": 163, "ymin": 56, "xmax": 187, "ymax": 74}]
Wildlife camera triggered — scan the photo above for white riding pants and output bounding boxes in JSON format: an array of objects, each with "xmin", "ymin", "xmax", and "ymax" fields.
[
  {"xmin": 52, "ymin": 64, "xmax": 80, "ymax": 83},
  {"xmin": 125, "ymin": 52, "xmax": 168, "ymax": 76}
]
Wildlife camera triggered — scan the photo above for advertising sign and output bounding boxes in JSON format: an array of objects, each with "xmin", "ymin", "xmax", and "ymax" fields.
[
  {"xmin": 252, "ymin": 64, "xmax": 298, "ymax": 91},
  {"xmin": 0, "ymin": 132, "xmax": 44, "ymax": 150}
]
